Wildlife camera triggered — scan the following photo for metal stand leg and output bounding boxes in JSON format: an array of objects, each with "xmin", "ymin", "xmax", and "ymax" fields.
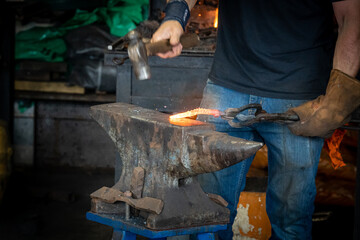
[
  {"xmin": 197, "ymin": 233, "xmax": 216, "ymax": 240},
  {"xmin": 113, "ymin": 230, "xmax": 166, "ymax": 240},
  {"xmin": 111, "ymin": 230, "xmax": 123, "ymax": 240},
  {"xmin": 121, "ymin": 231, "xmax": 136, "ymax": 240}
]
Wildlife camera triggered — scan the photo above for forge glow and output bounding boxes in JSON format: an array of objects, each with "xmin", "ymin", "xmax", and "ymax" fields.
[
  {"xmin": 169, "ymin": 108, "xmax": 222, "ymax": 120},
  {"xmin": 214, "ymin": 8, "xmax": 219, "ymax": 28}
]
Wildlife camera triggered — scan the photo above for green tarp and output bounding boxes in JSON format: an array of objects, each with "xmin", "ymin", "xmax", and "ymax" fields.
[{"xmin": 15, "ymin": 0, "xmax": 148, "ymax": 62}]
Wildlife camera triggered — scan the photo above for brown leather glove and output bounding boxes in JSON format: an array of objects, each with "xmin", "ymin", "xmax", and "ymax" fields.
[{"xmin": 287, "ymin": 69, "xmax": 360, "ymax": 138}]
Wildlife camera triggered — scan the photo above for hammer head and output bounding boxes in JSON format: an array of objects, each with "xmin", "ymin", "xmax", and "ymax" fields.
[{"xmin": 127, "ymin": 30, "xmax": 151, "ymax": 80}]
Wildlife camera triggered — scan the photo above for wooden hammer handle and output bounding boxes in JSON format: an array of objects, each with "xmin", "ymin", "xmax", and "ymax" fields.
[{"xmin": 145, "ymin": 33, "xmax": 200, "ymax": 56}]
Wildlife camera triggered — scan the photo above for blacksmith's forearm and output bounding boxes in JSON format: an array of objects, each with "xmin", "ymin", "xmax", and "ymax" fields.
[
  {"xmin": 333, "ymin": 21, "xmax": 360, "ymax": 77},
  {"xmin": 333, "ymin": 0, "xmax": 360, "ymax": 77}
]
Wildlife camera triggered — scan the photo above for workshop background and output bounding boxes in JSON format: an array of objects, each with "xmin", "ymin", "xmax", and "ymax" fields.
[{"xmin": 0, "ymin": 0, "xmax": 359, "ymax": 239}]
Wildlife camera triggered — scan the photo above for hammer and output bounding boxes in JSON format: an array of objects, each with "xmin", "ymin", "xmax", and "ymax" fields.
[{"xmin": 127, "ymin": 30, "xmax": 200, "ymax": 80}]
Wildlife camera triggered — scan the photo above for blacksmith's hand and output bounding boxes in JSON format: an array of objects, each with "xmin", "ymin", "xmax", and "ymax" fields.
[
  {"xmin": 287, "ymin": 69, "xmax": 360, "ymax": 138},
  {"xmin": 151, "ymin": 0, "xmax": 194, "ymax": 58},
  {"xmin": 151, "ymin": 21, "xmax": 184, "ymax": 59}
]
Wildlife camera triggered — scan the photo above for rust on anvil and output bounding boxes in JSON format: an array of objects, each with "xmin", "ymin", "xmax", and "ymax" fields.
[
  {"xmin": 90, "ymin": 102, "xmax": 263, "ymax": 230},
  {"xmin": 130, "ymin": 167, "xmax": 145, "ymax": 199},
  {"xmin": 90, "ymin": 187, "xmax": 164, "ymax": 214}
]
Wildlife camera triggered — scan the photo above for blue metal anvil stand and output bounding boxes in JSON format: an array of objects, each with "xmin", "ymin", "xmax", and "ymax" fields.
[{"xmin": 87, "ymin": 212, "xmax": 227, "ymax": 240}]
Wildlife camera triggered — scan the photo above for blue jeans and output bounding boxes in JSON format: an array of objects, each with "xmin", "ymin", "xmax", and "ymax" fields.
[{"xmin": 196, "ymin": 80, "xmax": 324, "ymax": 240}]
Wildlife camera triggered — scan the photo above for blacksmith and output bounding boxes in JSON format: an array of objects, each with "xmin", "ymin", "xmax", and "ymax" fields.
[{"xmin": 152, "ymin": 0, "xmax": 360, "ymax": 239}]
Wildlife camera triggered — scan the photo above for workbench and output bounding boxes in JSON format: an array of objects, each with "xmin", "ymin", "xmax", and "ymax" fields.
[{"xmin": 14, "ymin": 90, "xmax": 117, "ymax": 168}]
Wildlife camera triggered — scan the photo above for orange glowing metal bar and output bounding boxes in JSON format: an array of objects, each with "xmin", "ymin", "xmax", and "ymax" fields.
[{"xmin": 169, "ymin": 108, "xmax": 222, "ymax": 120}]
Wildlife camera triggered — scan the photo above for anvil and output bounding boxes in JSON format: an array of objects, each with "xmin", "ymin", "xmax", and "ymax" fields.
[{"xmin": 90, "ymin": 102, "xmax": 263, "ymax": 230}]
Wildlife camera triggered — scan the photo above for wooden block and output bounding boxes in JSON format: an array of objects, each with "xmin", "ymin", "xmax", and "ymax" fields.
[
  {"xmin": 15, "ymin": 80, "xmax": 85, "ymax": 94},
  {"xmin": 130, "ymin": 167, "xmax": 145, "ymax": 199}
]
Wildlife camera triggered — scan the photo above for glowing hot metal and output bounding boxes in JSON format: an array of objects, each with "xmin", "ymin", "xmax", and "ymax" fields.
[{"xmin": 169, "ymin": 108, "xmax": 222, "ymax": 120}]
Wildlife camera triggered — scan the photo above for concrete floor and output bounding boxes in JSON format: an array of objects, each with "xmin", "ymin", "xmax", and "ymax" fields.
[
  {"xmin": 0, "ymin": 167, "xmax": 114, "ymax": 240},
  {"xmin": 0, "ymin": 167, "xmax": 355, "ymax": 240}
]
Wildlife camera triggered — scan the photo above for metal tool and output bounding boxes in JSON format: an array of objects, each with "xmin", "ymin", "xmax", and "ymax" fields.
[
  {"xmin": 221, "ymin": 103, "xmax": 299, "ymax": 128},
  {"xmin": 126, "ymin": 30, "xmax": 200, "ymax": 80},
  {"xmin": 169, "ymin": 104, "xmax": 299, "ymax": 128},
  {"xmin": 89, "ymin": 102, "xmax": 263, "ymax": 230},
  {"xmin": 107, "ymin": 37, "xmax": 126, "ymax": 51},
  {"xmin": 90, "ymin": 186, "xmax": 164, "ymax": 215}
]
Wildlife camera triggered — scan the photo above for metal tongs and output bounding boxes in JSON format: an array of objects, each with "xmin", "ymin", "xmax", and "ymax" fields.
[{"xmin": 221, "ymin": 103, "xmax": 299, "ymax": 128}]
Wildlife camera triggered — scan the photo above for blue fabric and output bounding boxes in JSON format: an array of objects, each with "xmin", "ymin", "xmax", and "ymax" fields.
[
  {"xmin": 197, "ymin": 80, "xmax": 324, "ymax": 240},
  {"xmin": 163, "ymin": 0, "xmax": 190, "ymax": 31},
  {"xmin": 209, "ymin": 0, "xmax": 336, "ymax": 100}
]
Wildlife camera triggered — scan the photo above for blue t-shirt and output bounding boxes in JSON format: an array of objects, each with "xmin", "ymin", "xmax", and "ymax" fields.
[{"xmin": 209, "ymin": 0, "xmax": 338, "ymax": 100}]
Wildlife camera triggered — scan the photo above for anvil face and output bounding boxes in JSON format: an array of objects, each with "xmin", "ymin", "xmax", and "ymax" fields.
[{"xmin": 90, "ymin": 103, "xmax": 263, "ymax": 229}]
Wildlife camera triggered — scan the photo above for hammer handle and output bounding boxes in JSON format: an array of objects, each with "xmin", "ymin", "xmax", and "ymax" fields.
[{"xmin": 146, "ymin": 33, "xmax": 200, "ymax": 56}]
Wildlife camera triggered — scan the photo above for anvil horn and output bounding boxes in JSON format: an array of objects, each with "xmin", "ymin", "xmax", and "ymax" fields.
[{"xmin": 185, "ymin": 131, "xmax": 263, "ymax": 175}]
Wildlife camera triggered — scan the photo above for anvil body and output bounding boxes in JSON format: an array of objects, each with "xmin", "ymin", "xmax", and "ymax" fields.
[{"xmin": 90, "ymin": 103, "xmax": 263, "ymax": 230}]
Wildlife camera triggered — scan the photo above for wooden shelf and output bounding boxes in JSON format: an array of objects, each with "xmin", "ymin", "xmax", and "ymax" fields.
[
  {"xmin": 15, "ymin": 80, "xmax": 85, "ymax": 94},
  {"xmin": 15, "ymin": 91, "xmax": 116, "ymax": 103}
]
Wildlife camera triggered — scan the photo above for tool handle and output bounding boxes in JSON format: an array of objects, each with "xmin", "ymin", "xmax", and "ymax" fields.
[{"xmin": 146, "ymin": 33, "xmax": 200, "ymax": 56}]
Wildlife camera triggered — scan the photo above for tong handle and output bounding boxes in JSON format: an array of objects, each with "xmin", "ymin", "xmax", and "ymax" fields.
[
  {"xmin": 222, "ymin": 104, "xmax": 299, "ymax": 128},
  {"xmin": 222, "ymin": 104, "xmax": 263, "ymax": 120}
]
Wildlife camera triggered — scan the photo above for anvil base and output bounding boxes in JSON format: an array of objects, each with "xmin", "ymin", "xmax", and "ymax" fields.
[{"xmin": 91, "ymin": 180, "xmax": 230, "ymax": 230}]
